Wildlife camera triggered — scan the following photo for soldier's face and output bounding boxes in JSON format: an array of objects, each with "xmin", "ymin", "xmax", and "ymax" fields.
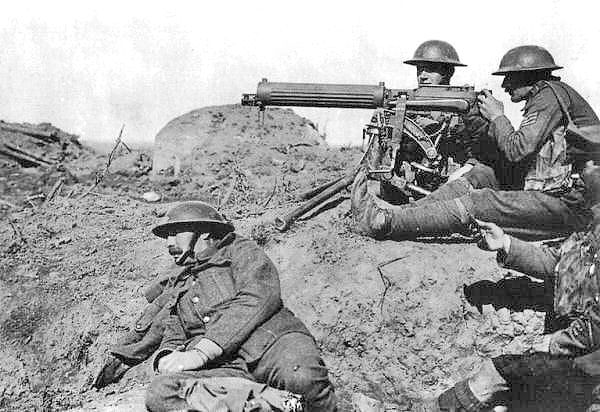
[
  {"xmin": 501, "ymin": 73, "xmax": 533, "ymax": 102},
  {"xmin": 167, "ymin": 231, "xmax": 199, "ymax": 265},
  {"xmin": 167, "ymin": 231, "xmax": 217, "ymax": 265},
  {"xmin": 416, "ymin": 63, "xmax": 452, "ymax": 86}
]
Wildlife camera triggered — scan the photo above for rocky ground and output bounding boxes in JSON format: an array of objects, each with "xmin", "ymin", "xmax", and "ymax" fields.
[{"xmin": 0, "ymin": 108, "xmax": 547, "ymax": 411}]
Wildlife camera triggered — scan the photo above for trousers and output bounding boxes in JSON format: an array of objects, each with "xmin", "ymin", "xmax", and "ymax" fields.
[
  {"xmin": 145, "ymin": 332, "xmax": 337, "ymax": 412},
  {"xmin": 490, "ymin": 352, "xmax": 600, "ymax": 411},
  {"xmin": 383, "ymin": 163, "xmax": 591, "ymax": 240}
]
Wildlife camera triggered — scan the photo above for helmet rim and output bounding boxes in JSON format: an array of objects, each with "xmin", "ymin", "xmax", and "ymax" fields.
[{"xmin": 152, "ymin": 219, "xmax": 234, "ymax": 238}]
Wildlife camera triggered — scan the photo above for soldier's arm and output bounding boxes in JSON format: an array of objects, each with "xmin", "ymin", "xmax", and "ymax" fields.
[
  {"xmin": 548, "ymin": 302, "xmax": 600, "ymax": 356},
  {"xmin": 489, "ymin": 87, "xmax": 563, "ymax": 162},
  {"xmin": 498, "ymin": 236, "xmax": 560, "ymax": 280},
  {"xmin": 461, "ymin": 107, "xmax": 491, "ymax": 162},
  {"xmin": 191, "ymin": 238, "xmax": 282, "ymax": 356}
]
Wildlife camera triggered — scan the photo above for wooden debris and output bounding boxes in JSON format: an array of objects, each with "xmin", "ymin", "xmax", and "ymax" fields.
[
  {"xmin": 0, "ymin": 123, "xmax": 60, "ymax": 143},
  {"xmin": 43, "ymin": 177, "xmax": 65, "ymax": 206},
  {"xmin": 78, "ymin": 125, "xmax": 125, "ymax": 200},
  {"xmin": 262, "ymin": 177, "xmax": 278, "ymax": 208},
  {"xmin": 121, "ymin": 140, "xmax": 132, "ymax": 153},
  {"xmin": 0, "ymin": 145, "xmax": 48, "ymax": 167},
  {"xmin": 3, "ymin": 143, "xmax": 53, "ymax": 164}
]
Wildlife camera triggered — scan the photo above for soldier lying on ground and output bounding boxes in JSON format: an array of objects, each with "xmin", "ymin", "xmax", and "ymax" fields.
[
  {"xmin": 93, "ymin": 201, "xmax": 337, "ymax": 411},
  {"xmin": 405, "ymin": 162, "xmax": 600, "ymax": 412},
  {"xmin": 353, "ymin": 44, "xmax": 600, "ymax": 241},
  {"xmin": 380, "ymin": 40, "xmax": 492, "ymax": 204}
]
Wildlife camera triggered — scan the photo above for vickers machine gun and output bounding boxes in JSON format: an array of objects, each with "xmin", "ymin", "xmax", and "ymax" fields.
[{"xmin": 242, "ymin": 78, "xmax": 482, "ymax": 231}]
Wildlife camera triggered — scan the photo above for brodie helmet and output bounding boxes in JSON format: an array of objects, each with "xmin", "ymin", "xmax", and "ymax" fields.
[
  {"xmin": 492, "ymin": 45, "xmax": 562, "ymax": 75},
  {"xmin": 404, "ymin": 40, "xmax": 466, "ymax": 67},
  {"xmin": 152, "ymin": 201, "xmax": 234, "ymax": 238}
]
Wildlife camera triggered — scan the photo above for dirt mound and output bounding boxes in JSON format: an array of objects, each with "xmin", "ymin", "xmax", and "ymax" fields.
[
  {"xmin": 153, "ymin": 104, "xmax": 325, "ymax": 173},
  {"xmin": 144, "ymin": 104, "xmax": 359, "ymax": 221},
  {"xmin": 0, "ymin": 121, "xmax": 96, "ymax": 217}
]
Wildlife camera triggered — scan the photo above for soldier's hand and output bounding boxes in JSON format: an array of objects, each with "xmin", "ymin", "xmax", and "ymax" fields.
[
  {"xmin": 548, "ymin": 331, "xmax": 578, "ymax": 356},
  {"xmin": 478, "ymin": 90, "xmax": 504, "ymax": 121},
  {"xmin": 475, "ymin": 219, "xmax": 510, "ymax": 252},
  {"xmin": 157, "ymin": 350, "xmax": 208, "ymax": 374}
]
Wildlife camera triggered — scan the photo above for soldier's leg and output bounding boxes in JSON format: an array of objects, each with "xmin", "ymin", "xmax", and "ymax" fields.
[
  {"xmin": 409, "ymin": 177, "xmax": 474, "ymax": 206},
  {"xmin": 418, "ymin": 355, "xmax": 582, "ymax": 412},
  {"xmin": 351, "ymin": 169, "xmax": 473, "ymax": 239},
  {"xmin": 352, "ymin": 169, "xmax": 591, "ymax": 240},
  {"xmin": 411, "ymin": 162, "xmax": 500, "ymax": 206},
  {"xmin": 383, "ymin": 163, "xmax": 498, "ymax": 207},
  {"xmin": 251, "ymin": 332, "xmax": 337, "ymax": 411},
  {"xmin": 491, "ymin": 352, "xmax": 598, "ymax": 411},
  {"xmin": 464, "ymin": 188, "xmax": 591, "ymax": 239},
  {"xmin": 462, "ymin": 163, "xmax": 501, "ymax": 190}
]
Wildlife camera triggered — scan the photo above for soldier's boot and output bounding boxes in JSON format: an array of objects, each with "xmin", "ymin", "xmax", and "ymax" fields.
[
  {"xmin": 111, "ymin": 319, "xmax": 165, "ymax": 365},
  {"xmin": 351, "ymin": 170, "xmax": 472, "ymax": 239},
  {"xmin": 351, "ymin": 169, "xmax": 391, "ymax": 238}
]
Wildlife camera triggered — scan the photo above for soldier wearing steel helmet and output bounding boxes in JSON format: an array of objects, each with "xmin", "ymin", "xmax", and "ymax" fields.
[
  {"xmin": 404, "ymin": 40, "xmax": 467, "ymax": 86},
  {"xmin": 406, "ymin": 41, "xmax": 494, "ymax": 173},
  {"xmin": 352, "ymin": 44, "xmax": 600, "ymax": 241},
  {"xmin": 377, "ymin": 40, "xmax": 493, "ymax": 204},
  {"xmin": 93, "ymin": 201, "xmax": 337, "ymax": 411}
]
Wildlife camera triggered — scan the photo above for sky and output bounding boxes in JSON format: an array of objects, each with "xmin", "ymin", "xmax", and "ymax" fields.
[{"xmin": 0, "ymin": 0, "xmax": 598, "ymax": 146}]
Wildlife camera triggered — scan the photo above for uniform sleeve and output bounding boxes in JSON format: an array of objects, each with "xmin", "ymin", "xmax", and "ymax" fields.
[
  {"xmin": 549, "ymin": 302, "xmax": 600, "ymax": 356},
  {"xmin": 198, "ymin": 239, "xmax": 282, "ymax": 355},
  {"xmin": 489, "ymin": 87, "xmax": 563, "ymax": 162},
  {"xmin": 460, "ymin": 107, "xmax": 492, "ymax": 163},
  {"xmin": 498, "ymin": 236, "xmax": 560, "ymax": 280}
]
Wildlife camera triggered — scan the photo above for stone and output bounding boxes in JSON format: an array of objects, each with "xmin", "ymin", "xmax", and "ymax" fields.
[{"xmin": 142, "ymin": 191, "xmax": 161, "ymax": 202}]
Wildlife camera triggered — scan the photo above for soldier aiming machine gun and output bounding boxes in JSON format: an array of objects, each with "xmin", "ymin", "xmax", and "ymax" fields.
[{"xmin": 242, "ymin": 78, "xmax": 482, "ymax": 231}]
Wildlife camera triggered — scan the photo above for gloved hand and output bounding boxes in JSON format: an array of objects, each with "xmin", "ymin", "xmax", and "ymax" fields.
[{"xmin": 92, "ymin": 356, "xmax": 131, "ymax": 389}]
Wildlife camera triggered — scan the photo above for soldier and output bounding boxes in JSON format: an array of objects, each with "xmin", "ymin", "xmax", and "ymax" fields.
[
  {"xmin": 93, "ymin": 201, "xmax": 337, "ymax": 411},
  {"xmin": 381, "ymin": 40, "xmax": 492, "ymax": 203},
  {"xmin": 405, "ymin": 40, "xmax": 492, "ymax": 167},
  {"xmin": 408, "ymin": 162, "xmax": 600, "ymax": 412},
  {"xmin": 352, "ymin": 45, "xmax": 600, "ymax": 240}
]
